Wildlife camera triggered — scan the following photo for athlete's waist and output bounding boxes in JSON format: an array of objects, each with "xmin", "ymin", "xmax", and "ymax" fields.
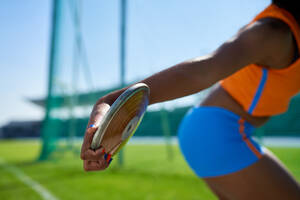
[{"xmin": 199, "ymin": 85, "xmax": 270, "ymax": 127}]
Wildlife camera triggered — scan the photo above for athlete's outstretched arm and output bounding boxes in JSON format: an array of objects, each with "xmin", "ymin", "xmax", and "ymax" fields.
[
  {"xmin": 81, "ymin": 19, "xmax": 289, "ymax": 171},
  {"xmin": 102, "ymin": 19, "xmax": 289, "ymax": 109}
]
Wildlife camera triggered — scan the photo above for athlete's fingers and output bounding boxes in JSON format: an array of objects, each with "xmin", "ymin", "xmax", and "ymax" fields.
[
  {"xmin": 83, "ymin": 160, "xmax": 109, "ymax": 171},
  {"xmin": 80, "ymin": 127, "xmax": 98, "ymax": 157},
  {"xmin": 80, "ymin": 146, "xmax": 105, "ymax": 161},
  {"xmin": 81, "ymin": 102, "xmax": 110, "ymax": 150},
  {"xmin": 83, "ymin": 160, "xmax": 100, "ymax": 171},
  {"xmin": 87, "ymin": 102, "xmax": 110, "ymax": 127},
  {"xmin": 81, "ymin": 102, "xmax": 111, "ymax": 171}
]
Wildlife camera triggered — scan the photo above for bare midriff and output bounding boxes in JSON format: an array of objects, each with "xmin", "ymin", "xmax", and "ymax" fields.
[{"xmin": 200, "ymin": 84, "xmax": 270, "ymax": 127}]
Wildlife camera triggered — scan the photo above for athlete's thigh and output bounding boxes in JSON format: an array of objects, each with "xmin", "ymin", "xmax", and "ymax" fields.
[
  {"xmin": 205, "ymin": 181, "xmax": 231, "ymax": 200},
  {"xmin": 204, "ymin": 150, "xmax": 300, "ymax": 200}
]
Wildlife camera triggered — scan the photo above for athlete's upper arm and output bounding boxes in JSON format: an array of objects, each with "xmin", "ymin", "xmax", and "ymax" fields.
[{"xmin": 201, "ymin": 19, "xmax": 290, "ymax": 84}]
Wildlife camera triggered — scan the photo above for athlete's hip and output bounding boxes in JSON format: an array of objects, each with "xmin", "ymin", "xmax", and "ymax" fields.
[{"xmin": 178, "ymin": 106, "xmax": 264, "ymax": 178}]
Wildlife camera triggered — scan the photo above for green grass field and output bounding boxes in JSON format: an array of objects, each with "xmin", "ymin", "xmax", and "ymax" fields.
[{"xmin": 0, "ymin": 140, "xmax": 300, "ymax": 200}]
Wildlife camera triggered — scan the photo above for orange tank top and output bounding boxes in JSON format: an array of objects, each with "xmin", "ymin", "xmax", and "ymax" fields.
[{"xmin": 220, "ymin": 4, "xmax": 300, "ymax": 116}]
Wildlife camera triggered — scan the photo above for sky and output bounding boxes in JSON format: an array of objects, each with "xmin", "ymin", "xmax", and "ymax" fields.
[{"xmin": 0, "ymin": 0, "xmax": 270, "ymax": 126}]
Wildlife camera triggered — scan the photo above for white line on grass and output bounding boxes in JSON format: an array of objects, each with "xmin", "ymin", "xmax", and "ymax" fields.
[{"xmin": 0, "ymin": 158, "xmax": 58, "ymax": 200}]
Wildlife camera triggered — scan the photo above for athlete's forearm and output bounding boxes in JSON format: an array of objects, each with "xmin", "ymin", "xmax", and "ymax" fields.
[
  {"xmin": 97, "ymin": 55, "xmax": 218, "ymax": 107},
  {"xmin": 141, "ymin": 55, "xmax": 217, "ymax": 105}
]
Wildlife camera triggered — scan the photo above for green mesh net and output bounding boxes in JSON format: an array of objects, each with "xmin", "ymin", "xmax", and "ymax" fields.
[{"xmin": 39, "ymin": 0, "xmax": 300, "ymax": 161}]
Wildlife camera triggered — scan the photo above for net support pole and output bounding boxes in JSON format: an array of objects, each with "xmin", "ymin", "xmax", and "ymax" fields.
[
  {"xmin": 38, "ymin": 0, "xmax": 60, "ymax": 161},
  {"xmin": 160, "ymin": 108, "xmax": 174, "ymax": 161},
  {"xmin": 118, "ymin": 0, "xmax": 127, "ymax": 166}
]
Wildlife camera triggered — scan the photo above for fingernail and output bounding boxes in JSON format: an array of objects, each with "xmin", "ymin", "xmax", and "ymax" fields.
[
  {"xmin": 106, "ymin": 154, "xmax": 112, "ymax": 162},
  {"xmin": 89, "ymin": 124, "xmax": 95, "ymax": 128}
]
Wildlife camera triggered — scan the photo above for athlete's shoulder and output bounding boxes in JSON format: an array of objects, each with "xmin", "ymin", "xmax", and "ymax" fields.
[
  {"xmin": 253, "ymin": 18, "xmax": 295, "ymax": 68},
  {"xmin": 235, "ymin": 18, "xmax": 293, "ymax": 65},
  {"xmin": 243, "ymin": 17, "xmax": 291, "ymax": 43},
  {"xmin": 259, "ymin": 17, "xmax": 291, "ymax": 34}
]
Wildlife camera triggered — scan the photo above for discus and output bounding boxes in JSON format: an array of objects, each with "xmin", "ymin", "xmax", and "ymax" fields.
[{"xmin": 91, "ymin": 83, "xmax": 149, "ymax": 161}]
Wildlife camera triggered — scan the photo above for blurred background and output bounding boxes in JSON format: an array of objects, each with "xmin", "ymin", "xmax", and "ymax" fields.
[{"xmin": 0, "ymin": 0, "xmax": 299, "ymax": 200}]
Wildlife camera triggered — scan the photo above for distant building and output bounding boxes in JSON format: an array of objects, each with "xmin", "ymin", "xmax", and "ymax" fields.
[
  {"xmin": 0, "ymin": 120, "xmax": 41, "ymax": 138},
  {"xmin": 0, "ymin": 86, "xmax": 123, "ymax": 139}
]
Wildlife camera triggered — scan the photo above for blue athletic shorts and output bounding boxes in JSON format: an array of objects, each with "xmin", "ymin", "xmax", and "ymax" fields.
[{"xmin": 178, "ymin": 106, "xmax": 264, "ymax": 178}]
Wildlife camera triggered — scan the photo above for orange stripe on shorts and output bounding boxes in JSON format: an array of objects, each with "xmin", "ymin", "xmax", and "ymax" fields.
[{"xmin": 238, "ymin": 118, "xmax": 262, "ymax": 159}]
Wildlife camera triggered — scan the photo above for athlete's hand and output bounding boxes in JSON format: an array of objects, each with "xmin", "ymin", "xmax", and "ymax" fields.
[{"xmin": 80, "ymin": 101, "xmax": 111, "ymax": 171}]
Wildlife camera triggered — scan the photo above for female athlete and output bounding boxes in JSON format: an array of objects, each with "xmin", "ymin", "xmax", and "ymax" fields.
[{"xmin": 81, "ymin": 1, "xmax": 300, "ymax": 199}]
